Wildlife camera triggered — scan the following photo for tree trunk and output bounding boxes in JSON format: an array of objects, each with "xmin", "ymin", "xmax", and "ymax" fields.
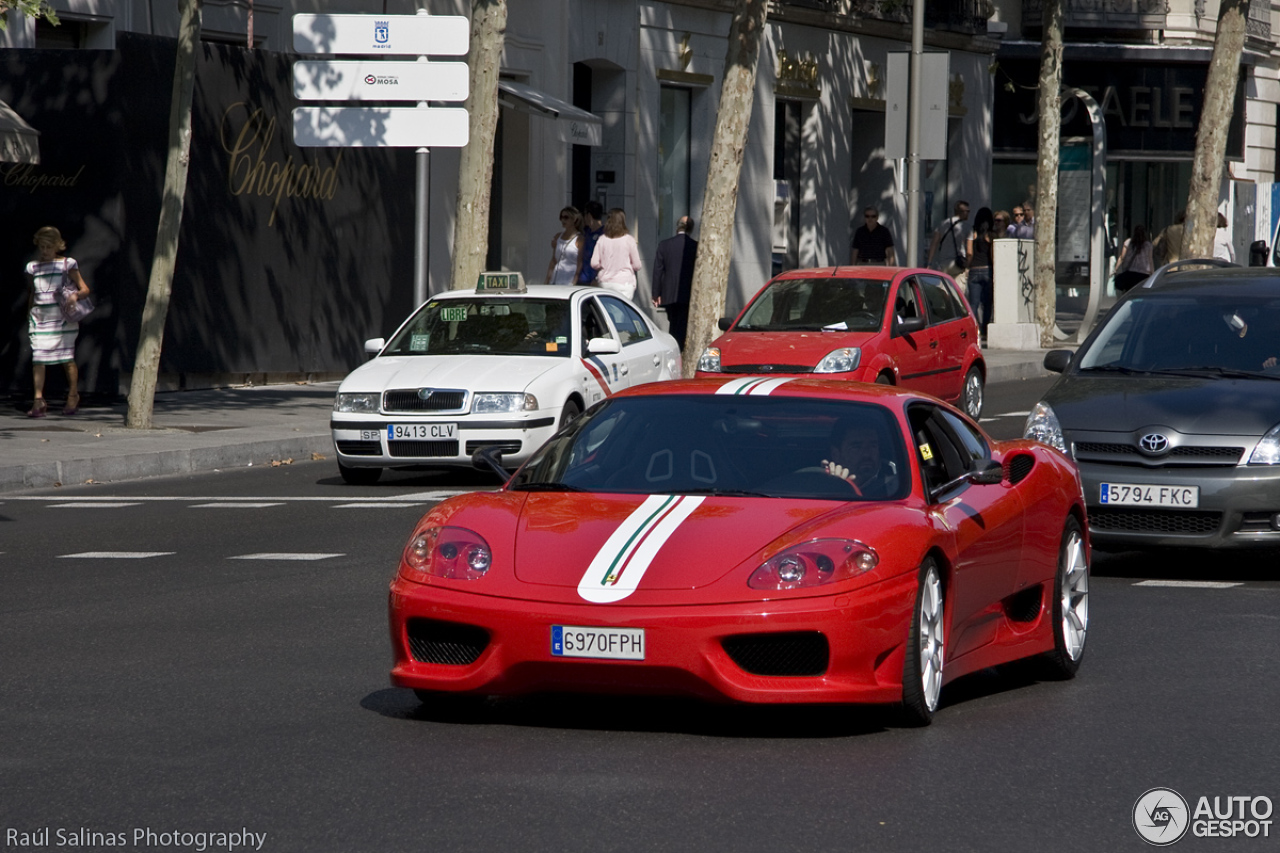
[
  {"xmin": 682, "ymin": 0, "xmax": 770, "ymax": 377},
  {"xmin": 448, "ymin": 0, "xmax": 505, "ymax": 290},
  {"xmin": 1033, "ymin": 0, "xmax": 1064, "ymax": 349},
  {"xmin": 1182, "ymin": 0, "xmax": 1248, "ymax": 259},
  {"xmin": 126, "ymin": 0, "xmax": 201, "ymax": 429}
]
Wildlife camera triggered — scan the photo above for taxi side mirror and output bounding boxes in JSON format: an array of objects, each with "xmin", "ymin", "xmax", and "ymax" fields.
[
  {"xmin": 364, "ymin": 337, "xmax": 385, "ymax": 355},
  {"xmin": 587, "ymin": 337, "xmax": 621, "ymax": 354}
]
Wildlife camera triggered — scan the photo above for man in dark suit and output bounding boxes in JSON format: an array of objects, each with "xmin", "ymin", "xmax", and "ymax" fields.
[{"xmin": 651, "ymin": 216, "xmax": 698, "ymax": 350}]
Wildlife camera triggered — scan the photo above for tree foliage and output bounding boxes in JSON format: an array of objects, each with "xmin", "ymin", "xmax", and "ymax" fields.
[{"xmin": 0, "ymin": 0, "xmax": 58, "ymax": 29}]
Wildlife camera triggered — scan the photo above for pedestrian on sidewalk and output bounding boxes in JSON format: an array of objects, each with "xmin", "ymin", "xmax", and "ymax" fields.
[
  {"xmin": 545, "ymin": 206, "xmax": 584, "ymax": 284},
  {"xmin": 24, "ymin": 226, "xmax": 90, "ymax": 418},
  {"xmin": 850, "ymin": 206, "xmax": 897, "ymax": 265},
  {"xmin": 966, "ymin": 208, "xmax": 995, "ymax": 340},
  {"xmin": 1114, "ymin": 225, "xmax": 1154, "ymax": 293},
  {"xmin": 577, "ymin": 201, "xmax": 605, "ymax": 285},
  {"xmin": 1214, "ymin": 212, "xmax": 1235, "ymax": 263},
  {"xmin": 926, "ymin": 201, "xmax": 970, "ymax": 278},
  {"xmin": 591, "ymin": 208, "xmax": 642, "ymax": 301},
  {"xmin": 1152, "ymin": 210, "xmax": 1186, "ymax": 267},
  {"xmin": 651, "ymin": 215, "xmax": 698, "ymax": 351}
]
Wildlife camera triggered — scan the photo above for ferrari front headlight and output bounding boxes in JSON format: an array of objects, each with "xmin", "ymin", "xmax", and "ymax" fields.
[
  {"xmin": 334, "ymin": 392, "xmax": 379, "ymax": 413},
  {"xmin": 1249, "ymin": 422, "xmax": 1280, "ymax": 464},
  {"xmin": 748, "ymin": 539, "xmax": 878, "ymax": 591},
  {"xmin": 814, "ymin": 347, "xmax": 861, "ymax": 374},
  {"xmin": 1024, "ymin": 401, "xmax": 1068, "ymax": 455},
  {"xmin": 401, "ymin": 526, "xmax": 492, "ymax": 581},
  {"xmin": 472, "ymin": 393, "xmax": 538, "ymax": 414},
  {"xmin": 697, "ymin": 347, "xmax": 722, "ymax": 373}
]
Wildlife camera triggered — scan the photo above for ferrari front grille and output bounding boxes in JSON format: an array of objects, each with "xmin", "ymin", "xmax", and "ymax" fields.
[
  {"xmin": 406, "ymin": 619, "xmax": 489, "ymax": 666},
  {"xmin": 383, "ymin": 389, "xmax": 467, "ymax": 413},
  {"xmin": 335, "ymin": 440, "xmax": 380, "ymax": 456},
  {"xmin": 388, "ymin": 440, "xmax": 459, "ymax": 458},
  {"xmin": 722, "ymin": 632, "xmax": 829, "ymax": 676},
  {"xmin": 1089, "ymin": 507, "xmax": 1222, "ymax": 535}
]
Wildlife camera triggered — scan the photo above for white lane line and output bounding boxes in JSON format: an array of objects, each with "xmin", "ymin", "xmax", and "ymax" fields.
[
  {"xmin": 393, "ymin": 491, "xmax": 471, "ymax": 500},
  {"xmin": 48, "ymin": 502, "xmax": 142, "ymax": 509},
  {"xmin": 229, "ymin": 553, "xmax": 344, "ymax": 561},
  {"xmin": 1134, "ymin": 580, "xmax": 1243, "ymax": 589},
  {"xmin": 59, "ymin": 551, "xmax": 176, "ymax": 559},
  {"xmin": 331, "ymin": 502, "xmax": 425, "ymax": 509},
  {"xmin": 189, "ymin": 502, "xmax": 286, "ymax": 509}
]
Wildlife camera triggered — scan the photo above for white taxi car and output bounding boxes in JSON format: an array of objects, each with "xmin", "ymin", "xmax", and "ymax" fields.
[{"xmin": 331, "ymin": 274, "xmax": 682, "ymax": 484}]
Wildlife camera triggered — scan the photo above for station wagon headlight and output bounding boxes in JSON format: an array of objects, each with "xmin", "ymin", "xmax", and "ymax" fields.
[
  {"xmin": 472, "ymin": 393, "xmax": 538, "ymax": 414},
  {"xmin": 1024, "ymin": 401, "xmax": 1068, "ymax": 455},
  {"xmin": 698, "ymin": 346, "xmax": 722, "ymax": 372},
  {"xmin": 1248, "ymin": 423, "xmax": 1280, "ymax": 464},
  {"xmin": 748, "ymin": 539, "xmax": 879, "ymax": 590},
  {"xmin": 814, "ymin": 347, "xmax": 861, "ymax": 374},
  {"xmin": 334, "ymin": 392, "xmax": 379, "ymax": 413},
  {"xmin": 401, "ymin": 526, "xmax": 492, "ymax": 581}
]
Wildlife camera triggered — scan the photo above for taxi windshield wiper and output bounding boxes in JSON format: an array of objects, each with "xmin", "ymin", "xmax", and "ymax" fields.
[{"xmin": 508, "ymin": 482, "xmax": 587, "ymax": 492}]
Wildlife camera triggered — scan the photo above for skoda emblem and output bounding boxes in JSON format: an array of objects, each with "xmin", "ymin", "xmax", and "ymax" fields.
[
  {"xmin": 1139, "ymin": 433, "xmax": 1170, "ymax": 455},
  {"xmin": 417, "ymin": 388, "xmax": 435, "ymax": 401}
]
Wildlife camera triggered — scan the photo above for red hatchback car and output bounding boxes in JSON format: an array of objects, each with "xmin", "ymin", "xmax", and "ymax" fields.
[{"xmin": 695, "ymin": 266, "xmax": 986, "ymax": 418}]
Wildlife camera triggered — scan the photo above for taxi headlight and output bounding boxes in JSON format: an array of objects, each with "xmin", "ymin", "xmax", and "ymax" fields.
[
  {"xmin": 814, "ymin": 347, "xmax": 861, "ymax": 374},
  {"xmin": 1249, "ymin": 423, "xmax": 1280, "ymax": 464},
  {"xmin": 472, "ymin": 393, "xmax": 538, "ymax": 414},
  {"xmin": 748, "ymin": 539, "xmax": 878, "ymax": 590},
  {"xmin": 1023, "ymin": 401, "xmax": 1068, "ymax": 455},
  {"xmin": 698, "ymin": 347, "xmax": 722, "ymax": 373},
  {"xmin": 401, "ymin": 526, "xmax": 492, "ymax": 581},
  {"xmin": 334, "ymin": 392, "xmax": 379, "ymax": 413}
]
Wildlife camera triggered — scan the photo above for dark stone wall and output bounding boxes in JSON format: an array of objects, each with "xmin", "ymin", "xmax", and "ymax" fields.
[{"xmin": 1, "ymin": 33, "xmax": 416, "ymax": 398}]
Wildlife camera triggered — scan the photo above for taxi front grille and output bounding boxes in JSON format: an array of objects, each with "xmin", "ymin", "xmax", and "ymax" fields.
[
  {"xmin": 722, "ymin": 632, "xmax": 829, "ymax": 676},
  {"xmin": 1074, "ymin": 442, "xmax": 1243, "ymax": 467},
  {"xmin": 465, "ymin": 440, "xmax": 522, "ymax": 455},
  {"xmin": 388, "ymin": 440, "xmax": 459, "ymax": 458},
  {"xmin": 384, "ymin": 389, "xmax": 467, "ymax": 413},
  {"xmin": 1088, "ymin": 507, "xmax": 1222, "ymax": 535},
  {"xmin": 406, "ymin": 619, "xmax": 489, "ymax": 666},
  {"xmin": 335, "ymin": 440, "xmax": 380, "ymax": 456}
]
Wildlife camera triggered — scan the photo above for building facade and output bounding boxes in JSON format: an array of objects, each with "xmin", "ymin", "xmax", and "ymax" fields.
[{"xmin": 2, "ymin": 0, "xmax": 999, "ymax": 394}]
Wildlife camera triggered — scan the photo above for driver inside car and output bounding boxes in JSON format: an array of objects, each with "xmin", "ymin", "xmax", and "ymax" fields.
[{"xmin": 822, "ymin": 418, "xmax": 897, "ymax": 498}]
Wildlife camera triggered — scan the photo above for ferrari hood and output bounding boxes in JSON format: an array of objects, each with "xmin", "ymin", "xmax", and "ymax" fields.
[
  {"xmin": 512, "ymin": 493, "xmax": 844, "ymax": 596},
  {"xmin": 714, "ymin": 331, "xmax": 879, "ymax": 367},
  {"xmin": 1049, "ymin": 374, "xmax": 1280, "ymax": 436},
  {"xmin": 341, "ymin": 354, "xmax": 562, "ymax": 393}
]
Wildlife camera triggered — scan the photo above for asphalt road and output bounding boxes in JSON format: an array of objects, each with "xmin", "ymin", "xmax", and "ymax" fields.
[{"xmin": 2, "ymin": 376, "xmax": 1277, "ymax": 853}]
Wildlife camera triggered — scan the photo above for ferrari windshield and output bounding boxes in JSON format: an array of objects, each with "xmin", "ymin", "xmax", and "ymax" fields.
[
  {"xmin": 510, "ymin": 395, "xmax": 911, "ymax": 501},
  {"xmin": 1079, "ymin": 294, "xmax": 1280, "ymax": 375},
  {"xmin": 383, "ymin": 298, "xmax": 573, "ymax": 357},
  {"xmin": 734, "ymin": 277, "xmax": 888, "ymax": 332}
]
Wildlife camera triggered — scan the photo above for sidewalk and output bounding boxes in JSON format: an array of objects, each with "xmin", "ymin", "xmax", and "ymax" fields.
[{"xmin": 0, "ymin": 348, "xmax": 1061, "ymax": 493}]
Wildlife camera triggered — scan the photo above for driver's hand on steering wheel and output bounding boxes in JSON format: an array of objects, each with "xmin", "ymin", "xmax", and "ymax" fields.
[{"xmin": 822, "ymin": 460, "xmax": 863, "ymax": 496}]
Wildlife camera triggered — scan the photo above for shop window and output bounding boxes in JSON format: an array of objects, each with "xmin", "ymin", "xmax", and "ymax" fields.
[{"xmin": 658, "ymin": 86, "xmax": 691, "ymax": 239}]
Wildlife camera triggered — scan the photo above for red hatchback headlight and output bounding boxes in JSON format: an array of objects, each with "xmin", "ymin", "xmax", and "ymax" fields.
[
  {"xmin": 401, "ymin": 526, "xmax": 492, "ymax": 581},
  {"xmin": 748, "ymin": 539, "xmax": 878, "ymax": 590}
]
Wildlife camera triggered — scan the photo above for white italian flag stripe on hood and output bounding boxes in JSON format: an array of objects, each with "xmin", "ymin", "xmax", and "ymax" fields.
[{"xmin": 577, "ymin": 494, "xmax": 706, "ymax": 603}]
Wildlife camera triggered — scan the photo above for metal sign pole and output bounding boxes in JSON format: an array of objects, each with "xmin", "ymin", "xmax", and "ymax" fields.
[
  {"xmin": 414, "ymin": 8, "xmax": 429, "ymax": 308},
  {"xmin": 905, "ymin": 0, "xmax": 925, "ymax": 266}
]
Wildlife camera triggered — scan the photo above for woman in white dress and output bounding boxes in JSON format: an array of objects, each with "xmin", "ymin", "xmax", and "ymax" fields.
[
  {"xmin": 25, "ymin": 226, "xmax": 91, "ymax": 417},
  {"xmin": 545, "ymin": 206, "xmax": 583, "ymax": 284}
]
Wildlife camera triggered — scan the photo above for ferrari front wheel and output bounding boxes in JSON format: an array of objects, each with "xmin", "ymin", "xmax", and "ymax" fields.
[
  {"xmin": 900, "ymin": 558, "xmax": 945, "ymax": 726},
  {"xmin": 1040, "ymin": 516, "xmax": 1089, "ymax": 679}
]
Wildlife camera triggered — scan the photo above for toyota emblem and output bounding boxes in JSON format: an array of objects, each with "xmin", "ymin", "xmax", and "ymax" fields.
[
  {"xmin": 1138, "ymin": 433, "xmax": 1170, "ymax": 455},
  {"xmin": 417, "ymin": 388, "xmax": 435, "ymax": 401}
]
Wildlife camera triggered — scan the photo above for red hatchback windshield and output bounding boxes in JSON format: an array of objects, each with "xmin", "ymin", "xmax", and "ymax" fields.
[{"xmin": 735, "ymin": 277, "xmax": 889, "ymax": 333}]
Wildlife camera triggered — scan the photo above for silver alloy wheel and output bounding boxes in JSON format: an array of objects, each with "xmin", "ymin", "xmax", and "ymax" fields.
[
  {"xmin": 963, "ymin": 369, "xmax": 983, "ymax": 419},
  {"xmin": 918, "ymin": 567, "xmax": 945, "ymax": 712},
  {"xmin": 1060, "ymin": 528, "xmax": 1090, "ymax": 660}
]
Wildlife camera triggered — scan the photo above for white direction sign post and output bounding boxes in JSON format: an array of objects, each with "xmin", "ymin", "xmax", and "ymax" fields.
[
  {"xmin": 292, "ymin": 14, "xmax": 469, "ymax": 56},
  {"xmin": 293, "ymin": 106, "xmax": 469, "ymax": 148},
  {"xmin": 293, "ymin": 61, "xmax": 469, "ymax": 102}
]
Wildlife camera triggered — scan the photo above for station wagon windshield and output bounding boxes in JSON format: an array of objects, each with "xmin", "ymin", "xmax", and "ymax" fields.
[
  {"xmin": 735, "ymin": 278, "xmax": 888, "ymax": 332},
  {"xmin": 383, "ymin": 299, "xmax": 573, "ymax": 357}
]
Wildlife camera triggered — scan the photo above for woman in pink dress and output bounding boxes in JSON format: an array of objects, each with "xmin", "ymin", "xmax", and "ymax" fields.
[{"xmin": 590, "ymin": 208, "xmax": 642, "ymax": 301}]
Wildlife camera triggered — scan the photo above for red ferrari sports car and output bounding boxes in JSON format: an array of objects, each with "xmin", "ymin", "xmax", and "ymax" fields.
[
  {"xmin": 388, "ymin": 378, "xmax": 1090, "ymax": 724},
  {"xmin": 695, "ymin": 266, "xmax": 986, "ymax": 419}
]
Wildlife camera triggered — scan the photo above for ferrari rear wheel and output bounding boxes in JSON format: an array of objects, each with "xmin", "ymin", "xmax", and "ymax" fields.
[
  {"xmin": 338, "ymin": 461, "xmax": 381, "ymax": 485},
  {"xmin": 961, "ymin": 366, "xmax": 984, "ymax": 419},
  {"xmin": 900, "ymin": 558, "xmax": 945, "ymax": 726},
  {"xmin": 1040, "ymin": 516, "xmax": 1089, "ymax": 679}
]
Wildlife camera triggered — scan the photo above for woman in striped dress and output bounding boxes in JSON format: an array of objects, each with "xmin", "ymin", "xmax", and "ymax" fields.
[{"xmin": 25, "ymin": 226, "xmax": 90, "ymax": 417}]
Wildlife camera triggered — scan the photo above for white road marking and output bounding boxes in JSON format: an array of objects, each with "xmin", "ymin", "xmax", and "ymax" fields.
[
  {"xmin": 331, "ymin": 503, "xmax": 425, "ymax": 509},
  {"xmin": 229, "ymin": 553, "xmax": 344, "ymax": 561},
  {"xmin": 1134, "ymin": 580, "xmax": 1243, "ymax": 589},
  {"xmin": 189, "ymin": 502, "xmax": 286, "ymax": 508},
  {"xmin": 48, "ymin": 502, "xmax": 141, "ymax": 508},
  {"xmin": 59, "ymin": 551, "xmax": 176, "ymax": 559}
]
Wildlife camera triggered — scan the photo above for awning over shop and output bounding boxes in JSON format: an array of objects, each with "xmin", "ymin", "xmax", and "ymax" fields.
[
  {"xmin": 498, "ymin": 80, "xmax": 602, "ymax": 147},
  {"xmin": 0, "ymin": 99, "xmax": 40, "ymax": 164}
]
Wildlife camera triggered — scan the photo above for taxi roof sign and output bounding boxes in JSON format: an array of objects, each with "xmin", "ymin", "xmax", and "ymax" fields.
[{"xmin": 476, "ymin": 271, "xmax": 527, "ymax": 294}]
